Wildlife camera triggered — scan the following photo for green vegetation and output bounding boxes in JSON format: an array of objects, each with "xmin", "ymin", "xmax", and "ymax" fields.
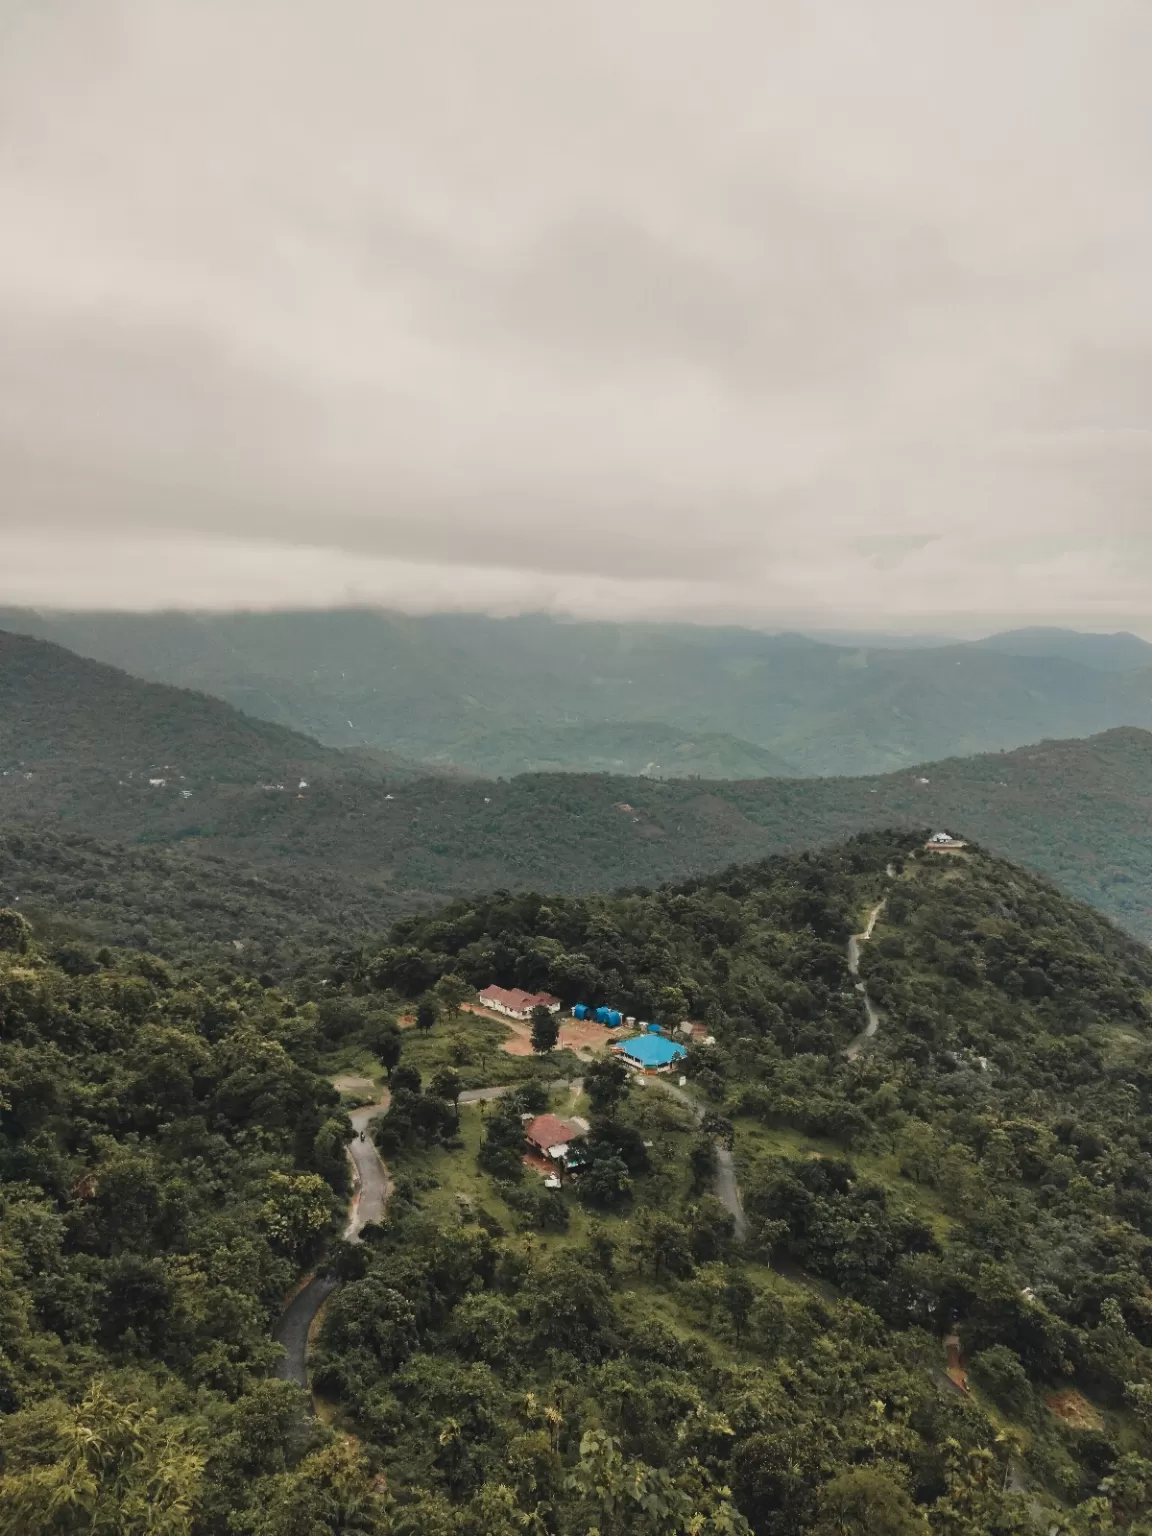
[
  {"xmin": 8, "ymin": 826, "xmax": 1152, "ymax": 1529},
  {"xmin": 0, "ymin": 824, "xmax": 401, "ymax": 973},
  {"xmin": 0, "ymin": 911, "xmax": 394, "ymax": 1529},
  {"xmin": 318, "ymin": 831, "xmax": 1152, "ymax": 1530},
  {"xmin": 11, "ymin": 622, "xmax": 1152, "ymax": 952}
]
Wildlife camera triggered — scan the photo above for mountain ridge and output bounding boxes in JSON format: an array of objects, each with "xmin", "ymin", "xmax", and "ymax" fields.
[{"xmin": 7, "ymin": 606, "xmax": 1152, "ymax": 778}]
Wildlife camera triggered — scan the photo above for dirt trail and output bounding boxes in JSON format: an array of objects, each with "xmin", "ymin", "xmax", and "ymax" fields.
[
  {"xmin": 648, "ymin": 1076, "xmax": 748, "ymax": 1241},
  {"xmin": 845, "ymin": 898, "xmax": 886, "ymax": 1060}
]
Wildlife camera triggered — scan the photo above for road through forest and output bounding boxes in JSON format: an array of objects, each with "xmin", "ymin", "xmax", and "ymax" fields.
[
  {"xmin": 272, "ymin": 1094, "xmax": 392, "ymax": 1393},
  {"xmin": 274, "ymin": 1065, "xmax": 751, "ymax": 1392}
]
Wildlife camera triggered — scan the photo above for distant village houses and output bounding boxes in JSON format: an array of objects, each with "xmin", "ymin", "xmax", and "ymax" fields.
[{"xmin": 478, "ymin": 985, "xmax": 562, "ymax": 1021}]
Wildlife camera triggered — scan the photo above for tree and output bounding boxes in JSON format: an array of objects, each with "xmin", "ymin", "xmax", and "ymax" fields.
[
  {"xmin": 690, "ymin": 1134, "xmax": 717, "ymax": 1192},
  {"xmin": 435, "ymin": 973, "xmax": 473, "ymax": 1019},
  {"xmin": 260, "ymin": 1172, "xmax": 333, "ymax": 1264},
  {"xmin": 246, "ymin": 1437, "xmax": 391, "ymax": 1535},
  {"xmin": 813, "ymin": 1469, "xmax": 927, "ymax": 1535},
  {"xmin": 430, "ymin": 1067, "xmax": 463, "ymax": 1126},
  {"xmin": 390, "ymin": 1064, "xmax": 422, "ymax": 1096},
  {"xmin": 478, "ymin": 1100, "xmax": 527, "ymax": 1180},
  {"xmin": 585, "ymin": 1056, "xmax": 631, "ymax": 1116},
  {"xmin": 720, "ymin": 1270, "xmax": 756, "ymax": 1340},
  {"xmin": 0, "ymin": 1380, "xmax": 206, "ymax": 1535},
  {"xmin": 367, "ymin": 1019, "xmax": 403, "ymax": 1079},
  {"xmin": 576, "ymin": 1146, "xmax": 633, "ymax": 1210},
  {"xmin": 701, "ymin": 1111, "xmax": 735, "ymax": 1150},
  {"xmin": 0, "ymin": 908, "xmax": 31, "ymax": 954},
  {"xmin": 415, "ymin": 996, "xmax": 441, "ymax": 1033},
  {"xmin": 688, "ymin": 1194, "xmax": 736, "ymax": 1263},
  {"xmin": 530, "ymin": 1005, "xmax": 560, "ymax": 1054},
  {"xmin": 632, "ymin": 1210, "xmax": 693, "ymax": 1279},
  {"xmin": 319, "ymin": 1275, "xmax": 418, "ymax": 1371}
]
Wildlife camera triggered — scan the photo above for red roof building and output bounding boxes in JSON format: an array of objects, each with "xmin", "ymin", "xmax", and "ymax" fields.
[
  {"xmin": 478, "ymin": 985, "xmax": 562, "ymax": 1020},
  {"xmin": 524, "ymin": 1114, "xmax": 583, "ymax": 1160}
]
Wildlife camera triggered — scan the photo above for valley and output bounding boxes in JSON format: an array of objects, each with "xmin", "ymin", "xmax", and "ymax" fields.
[{"xmin": 5, "ymin": 621, "xmax": 1152, "ymax": 955}]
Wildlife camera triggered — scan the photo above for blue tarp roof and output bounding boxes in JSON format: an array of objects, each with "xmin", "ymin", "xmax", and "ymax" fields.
[{"xmin": 614, "ymin": 1034, "xmax": 686, "ymax": 1067}]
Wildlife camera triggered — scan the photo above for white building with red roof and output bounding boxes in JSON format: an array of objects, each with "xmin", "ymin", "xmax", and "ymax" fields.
[{"xmin": 478, "ymin": 985, "xmax": 562, "ymax": 1020}]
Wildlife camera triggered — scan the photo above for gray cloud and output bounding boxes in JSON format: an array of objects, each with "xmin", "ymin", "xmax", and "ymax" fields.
[{"xmin": 1, "ymin": 1, "xmax": 1152, "ymax": 630}]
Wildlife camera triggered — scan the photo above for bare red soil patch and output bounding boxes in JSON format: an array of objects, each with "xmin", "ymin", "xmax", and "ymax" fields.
[{"xmin": 1045, "ymin": 1390, "xmax": 1102, "ymax": 1430}]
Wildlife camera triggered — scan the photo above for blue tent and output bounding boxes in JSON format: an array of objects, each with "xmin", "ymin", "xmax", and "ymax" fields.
[
  {"xmin": 606, "ymin": 1009, "xmax": 622, "ymax": 1028},
  {"xmin": 572, "ymin": 1004, "xmax": 589, "ymax": 1020},
  {"xmin": 594, "ymin": 1006, "xmax": 611, "ymax": 1025}
]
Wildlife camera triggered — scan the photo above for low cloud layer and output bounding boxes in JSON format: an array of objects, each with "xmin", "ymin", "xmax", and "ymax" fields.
[{"xmin": 2, "ymin": 1, "xmax": 1151, "ymax": 632}]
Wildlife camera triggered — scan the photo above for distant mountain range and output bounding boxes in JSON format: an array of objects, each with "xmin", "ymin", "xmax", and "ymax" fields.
[
  {"xmin": 974, "ymin": 626, "xmax": 1152, "ymax": 672},
  {"xmin": 5, "ymin": 607, "xmax": 1152, "ymax": 779},
  {"xmin": 5, "ymin": 624, "xmax": 1152, "ymax": 954}
]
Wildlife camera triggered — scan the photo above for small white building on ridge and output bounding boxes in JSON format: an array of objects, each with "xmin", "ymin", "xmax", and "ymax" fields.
[{"xmin": 925, "ymin": 831, "xmax": 967, "ymax": 851}]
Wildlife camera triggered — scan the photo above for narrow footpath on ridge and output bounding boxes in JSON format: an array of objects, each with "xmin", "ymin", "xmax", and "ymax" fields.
[{"xmin": 845, "ymin": 895, "xmax": 887, "ymax": 1061}]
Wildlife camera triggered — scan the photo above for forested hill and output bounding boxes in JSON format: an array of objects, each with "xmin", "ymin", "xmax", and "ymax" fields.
[
  {"xmin": 8, "ymin": 833, "xmax": 1152, "ymax": 1529},
  {"xmin": 0, "ymin": 906, "xmax": 388, "ymax": 1527},
  {"xmin": 0, "ymin": 627, "xmax": 340, "ymax": 783},
  {"xmin": 6, "ymin": 712, "xmax": 1152, "ymax": 956},
  {"xmin": 0, "ymin": 627, "xmax": 428, "ymax": 788},
  {"xmin": 8, "ymin": 606, "xmax": 1152, "ymax": 778},
  {"xmin": 310, "ymin": 833, "xmax": 1152, "ymax": 1529}
]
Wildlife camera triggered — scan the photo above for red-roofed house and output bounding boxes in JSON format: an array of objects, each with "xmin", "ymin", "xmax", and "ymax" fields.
[
  {"xmin": 524, "ymin": 1113, "xmax": 584, "ymax": 1163},
  {"xmin": 478, "ymin": 985, "xmax": 562, "ymax": 1020}
]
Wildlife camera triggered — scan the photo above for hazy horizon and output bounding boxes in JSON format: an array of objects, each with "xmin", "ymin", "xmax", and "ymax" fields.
[{"xmin": 3, "ymin": 3, "xmax": 1152, "ymax": 632}]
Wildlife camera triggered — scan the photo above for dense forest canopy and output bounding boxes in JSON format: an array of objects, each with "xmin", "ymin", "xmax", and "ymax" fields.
[
  {"xmin": 337, "ymin": 835, "xmax": 1152, "ymax": 1529},
  {"xmin": 6, "ymin": 827, "xmax": 1152, "ymax": 1530},
  {"xmin": 0, "ymin": 911, "xmax": 389, "ymax": 1530},
  {"xmin": 7, "ymin": 622, "xmax": 1152, "ymax": 949}
]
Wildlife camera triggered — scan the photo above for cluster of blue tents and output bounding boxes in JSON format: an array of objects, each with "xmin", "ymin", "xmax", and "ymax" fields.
[{"xmin": 571, "ymin": 1003, "xmax": 623, "ymax": 1028}]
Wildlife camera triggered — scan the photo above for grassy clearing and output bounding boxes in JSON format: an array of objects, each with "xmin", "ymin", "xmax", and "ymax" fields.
[
  {"xmin": 732, "ymin": 1115, "xmax": 958, "ymax": 1242},
  {"xmin": 387, "ymin": 1078, "xmax": 703, "ymax": 1260},
  {"xmin": 320, "ymin": 1013, "xmax": 588, "ymax": 1099}
]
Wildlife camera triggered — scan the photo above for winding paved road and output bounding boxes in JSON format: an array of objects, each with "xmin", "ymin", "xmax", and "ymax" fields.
[
  {"xmin": 273, "ymin": 1096, "xmax": 392, "ymax": 1395},
  {"xmin": 345, "ymin": 1099, "xmax": 392, "ymax": 1239},
  {"xmin": 272, "ymin": 1078, "xmax": 573, "ymax": 1394}
]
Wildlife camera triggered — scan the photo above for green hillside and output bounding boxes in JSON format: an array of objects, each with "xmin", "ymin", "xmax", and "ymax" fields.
[
  {"xmin": 6, "ymin": 629, "xmax": 1152, "ymax": 958},
  {"xmin": 0, "ymin": 627, "xmax": 346, "ymax": 785},
  {"xmin": 6, "ymin": 834, "xmax": 1152, "ymax": 1530},
  {"xmin": 7, "ymin": 607, "xmax": 1152, "ymax": 777},
  {"xmin": 423, "ymin": 719, "xmax": 797, "ymax": 780},
  {"xmin": 0, "ymin": 824, "xmax": 399, "ymax": 973}
]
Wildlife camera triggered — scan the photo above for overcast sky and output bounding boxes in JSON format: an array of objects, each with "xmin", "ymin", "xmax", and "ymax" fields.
[{"xmin": 2, "ymin": 1, "xmax": 1151, "ymax": 634}]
